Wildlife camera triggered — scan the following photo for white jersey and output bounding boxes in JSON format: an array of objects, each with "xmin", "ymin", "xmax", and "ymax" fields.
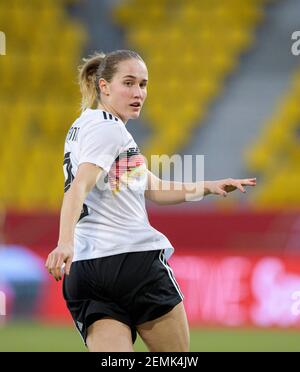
[{"xmin": 63, "ymin": 108, "xmax": 174, "ymax": 262}]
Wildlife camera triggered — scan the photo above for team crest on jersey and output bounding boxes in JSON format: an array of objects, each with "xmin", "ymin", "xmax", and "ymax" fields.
[{"xmin": 106, "ymin": 147, "xmax": 146, "ymax": 193}]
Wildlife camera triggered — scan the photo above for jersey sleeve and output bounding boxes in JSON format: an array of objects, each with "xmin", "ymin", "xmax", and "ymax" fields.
[{"xmin": 78, "ymin": 121, "xmax": 124, "ymax": 173}]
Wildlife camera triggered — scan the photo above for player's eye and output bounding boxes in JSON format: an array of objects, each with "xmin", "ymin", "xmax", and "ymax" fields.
[{"xmin": 124, "ymin": 81, "xmax": 133, "ymax": 86}]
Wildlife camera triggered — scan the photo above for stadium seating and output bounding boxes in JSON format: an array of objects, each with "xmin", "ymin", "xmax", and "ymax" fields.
[
  {"xmin": 114, "ymin": 0, "xmax": 267, "ymax": 159},
  {"xmin": 0, "ymin": 0, "xmax": 277, "ymax": 211},
  {"xmin": 246, "ymin": 68, "xmax": 300, "ymax": 207},
  {"xmin": 0, "ymin": 0, "xmax": 85, "ymax": 211}
]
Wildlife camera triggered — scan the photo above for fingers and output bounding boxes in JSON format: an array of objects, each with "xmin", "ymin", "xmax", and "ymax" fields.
[
  {"xmin": 223, "ymin": 180, "xmax": 241, "ymax": 194},
  {"xmin": 227, "ymin": 179, "xmax": 245, "ymax": 193},
  {"xmin": 45, "ymin": 252, "xmax": 67, "ymax": 281},
  {"xmin": 46, "ymin": 253, "xmax": 56, "ymax": 275},
  {"xmin": 213, "ymin": 177, "xmax": 256, "ymax": 198},
  {"xmin": 238, "ymin": 178, "xmax": 256, "ymax": 192},
  {"xmin": 52, "ymin": 255, "xmax": 65, "ymax": 281},
  {"xmin": 229, "ymin": 178, "xmax": 256, "ymax": 193},
  {"xmin": 216, "ymin": 187, "xmax": 228, "ymax": 197},
  {"xmin": 241, "ymin": 178, "xmax": 257, "ymax": 186},
  {"xmin": 231, "ymin": 181, "xmax": 245, "ymax": 193},
  {"xmin": 65, "ymin": 258, "xmax": 72, "ymax": 276}
]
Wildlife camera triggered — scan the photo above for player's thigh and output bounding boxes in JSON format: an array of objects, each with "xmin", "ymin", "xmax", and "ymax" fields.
[
  {"xmin": 136, "ymin": 302, "xmax": 190, "ymax": 352},
  {"xmin": 86, "ymin": 317, "xmax": 134, "ymax": 352}
]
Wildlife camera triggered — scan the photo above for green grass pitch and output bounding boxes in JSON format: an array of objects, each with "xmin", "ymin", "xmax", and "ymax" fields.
[{"xmin": 0, "ymin": 322, "xmax": 300, "ymax": 351}]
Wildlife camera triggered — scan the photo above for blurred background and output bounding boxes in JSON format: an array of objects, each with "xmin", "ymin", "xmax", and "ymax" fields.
[{"xmin": 0, "ymin": 0, "xmax": 300, "ymax": 351}]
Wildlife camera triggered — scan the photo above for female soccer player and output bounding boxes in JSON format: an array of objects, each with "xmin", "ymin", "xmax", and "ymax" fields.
[{"xmin": 45, "ymin": 50, "xmax": 256, "ymax": 352}]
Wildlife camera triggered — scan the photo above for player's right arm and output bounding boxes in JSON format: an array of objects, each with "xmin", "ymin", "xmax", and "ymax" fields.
[{"xmin": 45, "ymin": 163, "xmax": 103, "ymax": 281}]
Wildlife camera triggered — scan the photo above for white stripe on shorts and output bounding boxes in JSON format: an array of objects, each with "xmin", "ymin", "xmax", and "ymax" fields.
[
  {"xmin": 159, "ymin": 250, "xmax": 184, "ymax": 300},
  {"xmin": 73, "ymin": 320, "xmax": 87, "ymax": 346}
]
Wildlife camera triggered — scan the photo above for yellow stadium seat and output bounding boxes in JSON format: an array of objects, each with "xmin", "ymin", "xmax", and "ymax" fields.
[
  {"xmin": 114, "ymin": 0, "xmax": 261, "ymax": 157},
  {"xmin": 247, "ymin": 63, "xmax": 300, "ymax": 206},
  {"xmin": 0, "ymin": 0, "xmax": 85, "ymax": 210}
]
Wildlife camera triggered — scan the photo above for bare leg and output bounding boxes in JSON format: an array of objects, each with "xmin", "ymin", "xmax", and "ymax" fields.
[
  {"xmin": 86, "ymin": 317, "xmax": 134, "ymax": 352},
  {"xmin": 136, "ymin": 302, "xmax": 190, "ymax": 352}
]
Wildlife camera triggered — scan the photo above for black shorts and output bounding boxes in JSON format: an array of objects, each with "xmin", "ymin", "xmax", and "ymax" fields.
[{"xmin": 62, "ymin": 249, "xmax": 183, "ymax": 345}]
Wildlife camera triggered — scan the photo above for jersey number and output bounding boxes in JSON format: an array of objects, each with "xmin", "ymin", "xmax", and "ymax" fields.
[{"xmin": 63, "ymin": 152, "xmax": 89, "ymax": 222}]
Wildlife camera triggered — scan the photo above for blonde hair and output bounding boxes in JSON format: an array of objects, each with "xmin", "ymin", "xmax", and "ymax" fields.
[{"xmin": 78, "ymin": 50, "xmax": 144, "ymax": 112}]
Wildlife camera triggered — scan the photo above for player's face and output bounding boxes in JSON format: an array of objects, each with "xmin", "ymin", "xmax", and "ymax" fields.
[{"xmin": 107, "ymin": 59, "xmax": 148, "ymax": 122}]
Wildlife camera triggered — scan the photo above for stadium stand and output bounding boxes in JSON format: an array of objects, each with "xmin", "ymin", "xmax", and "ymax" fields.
[
  {"xmin": 246, "ymin": 67, "xmax": 300, "ymax": 207},
  {"xmin": 114, "ymin": 0, "xmax": 267, "ymax": 158},
  {"xmin": 0, "ymin": 0, "xmax": 86, "ymax": 211}
]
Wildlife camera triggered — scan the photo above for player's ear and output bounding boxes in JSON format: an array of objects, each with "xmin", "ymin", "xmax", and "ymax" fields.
[{"xmin": 99, "ymin": 79, "xmax": 110, "ymax": 96}]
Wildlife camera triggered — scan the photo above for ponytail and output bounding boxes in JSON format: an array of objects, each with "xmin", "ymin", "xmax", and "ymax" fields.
[{"xmin": 78, "ymin": 52, "xmax": 105, "ymax": 112}]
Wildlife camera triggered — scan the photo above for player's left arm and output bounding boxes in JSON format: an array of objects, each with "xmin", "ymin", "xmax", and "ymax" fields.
[{"xmin": 145, "ymin": 170, "xmax": 256, "ymax": 205}]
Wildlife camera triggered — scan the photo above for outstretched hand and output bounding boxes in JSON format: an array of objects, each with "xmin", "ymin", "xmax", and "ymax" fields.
[{"xmin": 206, "ymin": 178, "xmax": 256, "ymax": 197}]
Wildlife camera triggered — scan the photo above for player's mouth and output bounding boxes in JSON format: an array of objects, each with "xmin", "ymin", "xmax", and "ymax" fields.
[{"xmin": 130, "ymin": 102, "xmax": 142, "ymax": 110}]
